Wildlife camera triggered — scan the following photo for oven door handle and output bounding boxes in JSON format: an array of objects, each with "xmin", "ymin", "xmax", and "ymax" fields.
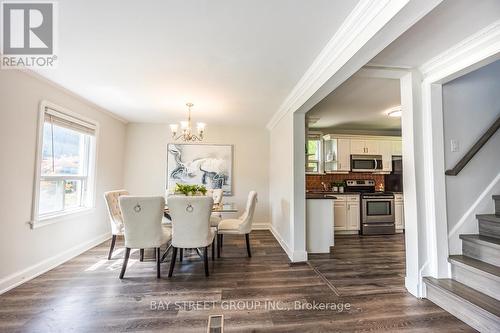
[{"xmin": 363, "ymin": 197, "xmax": 394, "ymax": 201}]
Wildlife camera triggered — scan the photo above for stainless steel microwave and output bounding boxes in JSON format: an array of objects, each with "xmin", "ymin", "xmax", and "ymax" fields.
[{"xmin": 351, "ymin": 155, "xmax": 383, "ymax": 172}]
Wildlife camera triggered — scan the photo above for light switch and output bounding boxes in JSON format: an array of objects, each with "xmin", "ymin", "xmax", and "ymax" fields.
[{"xmin": 451, "ymin": 139, "xmax": 459, "ymax": 152}]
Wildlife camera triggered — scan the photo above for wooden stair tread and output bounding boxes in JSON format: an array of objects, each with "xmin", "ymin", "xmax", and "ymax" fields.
[
  {"xmin": 449, "ymin": 255, "xmax": 500, "ymax": 280},
  {"xmin": 477, "ymin": 214, "xmax": 500, "ymax": 223},
  {"xmin": 424, "ymin": 277, "xmax": 500, "ymax": 317},
  {"xmin": 459, "ymin": 234, "xmax": 500, "ymax": 248}
]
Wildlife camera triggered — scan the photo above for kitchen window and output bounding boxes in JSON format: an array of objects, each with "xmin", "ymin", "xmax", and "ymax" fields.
[
  {"xmin": 307, "ymin": 134, "xmax": 322, "ymax": 173},
  {"xmin": 32, "ymin": 102, "xmax": 98, "ymax": 227}
]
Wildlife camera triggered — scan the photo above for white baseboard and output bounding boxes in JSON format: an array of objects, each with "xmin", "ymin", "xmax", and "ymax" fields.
[
  {"xmin": 291, "ymin": 250, "xmax": 308, "ymax": 262},
  {"xmin": 405, "ymin": 276, "xmax": 421, "ymax": 298},
  {"xmin": 0, "ymin": 232, "xmax": 111, "ymax": 295},
  {"xmin": 269, "ymin": 224, "xmax": 293, "ymax": 259},
  {"xmin": 252, "ymin": 223, "xmax": 270, "ymax": 230}
]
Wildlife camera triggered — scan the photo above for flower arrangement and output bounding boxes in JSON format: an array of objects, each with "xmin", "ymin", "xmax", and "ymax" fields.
[{"xmin": 175, "ymin": 183, "xmax": 207, "ymax": 196}]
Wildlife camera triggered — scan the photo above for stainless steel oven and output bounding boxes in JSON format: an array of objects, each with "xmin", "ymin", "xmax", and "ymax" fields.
[
  {"xmin": 361, "ymin": 193, "xmax": 395, "ymax": 235},
  {"xmin": 351, "ymin": 155, "xmax": 383, "ymax": 172}
]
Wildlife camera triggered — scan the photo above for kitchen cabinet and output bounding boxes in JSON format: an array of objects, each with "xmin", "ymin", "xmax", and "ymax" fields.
[
  {"xmin": 334, "ymin": 195, "xmax": 360, "ymax": 232},
  {"xmin": 334, "ymin": 200, "xmax": 347, "ymax": 230},
  {"xmin": 350, "ymin": 139, "xmax": 379, "ymax": 155},
  {"xmin": 324, "ymin": 137, "xmax": 350, "ymax": 173},
  {"xmin": 392, "ymin": 140, "xmax": 403, "ymax": 155},
  {"xmin": 378, "ymin": 141, "xmax": 393, "ymax": 172},
  {"xmin": 347, "ymin": 201, "xmax": 360, "ymax": 230},
  {"xmin": 395, "ymin": 194, "xmax": 404, "ymax": 230}
]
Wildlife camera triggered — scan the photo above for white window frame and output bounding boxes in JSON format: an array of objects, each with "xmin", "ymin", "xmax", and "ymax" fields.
[{"xmin": 30, "ymin": 101, "xmax": 99, "ymax": 229}]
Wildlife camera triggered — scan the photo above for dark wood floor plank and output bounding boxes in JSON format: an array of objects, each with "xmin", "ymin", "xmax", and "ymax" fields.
[{"xmin": 0, "ymin": 231, "xmax": 475, "ymax": 332}]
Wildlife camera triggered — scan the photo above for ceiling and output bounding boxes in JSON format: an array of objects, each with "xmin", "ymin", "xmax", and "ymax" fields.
[
  {"xmin": 369, "ymin": 0, "xmax": 500, "ymax": 68},
  {"xmin": 307, "ymin": 75, "xmax": 401, "ymax": 133},
  {"xmin": 34, "ymin": 0, "xmax": 360, "ymax": 125},
  {"xmin": 306, "ymin": 0, "xmax": 499, "ymax": 134}
]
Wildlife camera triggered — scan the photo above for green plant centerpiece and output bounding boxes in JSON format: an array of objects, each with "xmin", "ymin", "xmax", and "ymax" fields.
[{"xmin": 175, "ymin": 183, "xmax": 207, "ymax": 196}]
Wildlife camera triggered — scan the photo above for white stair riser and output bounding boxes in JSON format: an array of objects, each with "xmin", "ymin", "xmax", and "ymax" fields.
[
  {"xmin": 462, "ymin": 241, "xmax": 500, "ymax": 267},
  {"xmin": 451, "ymin": 264, "xmax": 500, "ymax": 301},
  {"xmin": 425, "ymin": 283, "xmax": 500, "ymax": 333}
]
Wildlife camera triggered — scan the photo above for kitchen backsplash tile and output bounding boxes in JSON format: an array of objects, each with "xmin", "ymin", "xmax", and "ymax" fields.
[{"xmin": 306, "ymin": 173, "xmax": 385, "ymax": 192}]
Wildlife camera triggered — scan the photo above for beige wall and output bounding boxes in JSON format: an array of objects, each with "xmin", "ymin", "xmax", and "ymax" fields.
[
  {"xmin": 0, "ymin": 70, "xmax": 126, "ymax": 293},
  {"xmin": 123, "ymin": 123, "xmax": 270, "ymax": 227}
]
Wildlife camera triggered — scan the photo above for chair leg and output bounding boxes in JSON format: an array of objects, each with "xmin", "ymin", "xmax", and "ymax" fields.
[
  {"xmin": 204, "ymin": 246, "xmax": 209, "ymax": 277},
  {"xmin": 220, "ymin": 234, "xmax": 224, "ymax": 248},
  {"xmin": 156, "ymin": 248, "xmax": 161, "ymax": 278},
  {"xmin": 179, "ymin": 248, "xmax": 183, "ymax": 262},
  {"xmin": 245, "ymin": 233, "xmax": 252, "ymax": 258},
  {"xmin": 140, "ymin": 248, "xmax": 144, "ymax": 262},
  {"xmin": 160, "ymin": 244, "xmax": 172, "ymax": 262},
  {"xmin": 217, "ymin": 234, "xmax": 221, "ymax": 258},
  {"xmin": 211, "ymin": 240, "xmax": 215, "ymax": 261},
  {"xmin": 108, "ymin": 235, "xmax": 117, "ymax": 260},
  {"xmin": 168, "ymin": 247, "xmax": 178, "ymax": 277},
  {"xmin": 119, "ymin": 247, "xmax": 131, "ymax": 279}
]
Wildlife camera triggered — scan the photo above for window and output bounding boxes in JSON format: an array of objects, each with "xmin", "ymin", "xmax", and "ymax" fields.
[
  {"xmin": 307, "ymin": 135, "xmax": 321, "ymax": 173},
  {"xmin": 32, "ymin": 102, "xmax": 97, "ymax": 225}
]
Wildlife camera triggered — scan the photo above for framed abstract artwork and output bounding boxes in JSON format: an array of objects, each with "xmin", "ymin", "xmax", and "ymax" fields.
[{"xmin": 166, "ymin": 143, "xmax": 233, "ymax": 195}]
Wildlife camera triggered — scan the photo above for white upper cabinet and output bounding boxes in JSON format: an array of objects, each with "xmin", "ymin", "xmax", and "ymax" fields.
[
  {"xmin": 378, "ymin": 141, "xmax": 393, "ymax": 172},
  {"xmin": 350, "ymin": 139, "xmax": 379, "ymax": 155},
  {"xmin": 350, "ymin": 139, "xmax": 366, "ymax": 155},
  {"xmin": 336, "ymin": 138, "xmax": 351, "ymax": 172},
  {"xmin": 324, "ymin": 137, "xmax": 350, "ymax": 173},
  {"xmin": 365, "ymin": 140, "xmax": 379, "ymax": 155},
  {"xmin": 392, "ymin": 140, "xmax": 402, "ymax": 155},
  {"xmin": 318, "ymin": 135, "xmax": 402, "ymax": 174}
]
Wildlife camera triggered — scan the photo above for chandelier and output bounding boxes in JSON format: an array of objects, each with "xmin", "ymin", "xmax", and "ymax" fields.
[{"xmin": 169, "ymin": 103, "xmax": 206, "ymax": 142}]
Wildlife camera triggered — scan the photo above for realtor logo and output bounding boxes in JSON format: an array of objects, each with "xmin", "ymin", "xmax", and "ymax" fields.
[{"xmin": 1, "ymin": 1, "xmax": 57, "ymax": 68}]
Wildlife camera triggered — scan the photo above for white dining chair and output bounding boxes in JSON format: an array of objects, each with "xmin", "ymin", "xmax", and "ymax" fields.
[
  {"xmin": 118, "ymin": 196, "xmax": 172, "ymax": 279},
  {"xmin": 167, "ymin": 196, "xmax": 215, "ymax": 277},
  {"xmin": 209, "ymin": 188, "xmax": 224, "ymax": 228},
  {"xmin": 104, "ymin": 190, "xmax": 129, "ymax": 260},
  {"xmin": 217, "ymin": 191, "xmax": 257, "ymax": 258}
]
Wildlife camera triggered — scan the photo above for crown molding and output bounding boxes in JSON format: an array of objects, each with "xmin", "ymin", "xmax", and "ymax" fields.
[
  {"xmin": 266, "ymin": 0, "xmax": 410, "ymax": 130},
  {"xmin": 419, "ymin": 20, "xmax": 500, "ymax": 83}
]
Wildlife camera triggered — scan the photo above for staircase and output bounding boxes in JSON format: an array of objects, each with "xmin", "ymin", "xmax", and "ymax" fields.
[{"xmin": 424, "ymin": 195, "xmax": 500, "ymax": 332}]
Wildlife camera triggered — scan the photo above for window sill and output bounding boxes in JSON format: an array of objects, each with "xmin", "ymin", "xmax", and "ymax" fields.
[{"xmin": 30, "ymin": 207, "xmax": 95, "ymax": 229}]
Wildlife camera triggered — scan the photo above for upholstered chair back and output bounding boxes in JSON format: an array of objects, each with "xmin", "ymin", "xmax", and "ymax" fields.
[
  {"xmin": 104, "ymin": 190, "xmax": 129, "ymax": 235},
  {"xmin": 119, "ymin": 196, "xmax": 165, "ymax": 249},
  {"xmin": 211, "ymin": 189, "xmax": 224, "ymax": 205},
  {"xmin": 168, "ymin": 196, "xmax": 214, "ymax": 248},
  {"xmin": 238, "ymin": 191, "xmax": 258, "ymax": 234}
]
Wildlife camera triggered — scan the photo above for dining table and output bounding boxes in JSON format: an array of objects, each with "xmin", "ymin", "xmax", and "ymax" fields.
[{"xmin": 163, "ymin": 202, "xmax": 238, "ymax": 220}]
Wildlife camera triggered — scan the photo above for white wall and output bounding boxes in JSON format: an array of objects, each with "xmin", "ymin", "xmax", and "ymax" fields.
[
  {"xmin": 123, "ymin": 123, "xmax": 270, "ymax": 227},
  {"xmin": 269, "ymin": 112, "xmax": 293, "ymax": 255},
  {"xmin": 443, "ymin": 60, "xmax": 500, "ymax": 254},
  {"xmin": 0, "ymin": 70, "xmax": 126, "ymax": 293}
]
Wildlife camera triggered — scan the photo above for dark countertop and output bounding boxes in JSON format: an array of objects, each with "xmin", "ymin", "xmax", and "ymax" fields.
[{"xmin": 306, "ymin": 193, "xmax": 338, "ymax": 199}]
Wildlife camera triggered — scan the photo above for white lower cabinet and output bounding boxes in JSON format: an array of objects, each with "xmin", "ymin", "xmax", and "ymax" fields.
[
  {"xmin": 334, "ymin": 195, "xmax": 360, "ymax": 232},
  {"xmin": 347, "ymin": 201, "xmax": 360, "ymax": 230},
  {"xmin": 395, "ymin": 194, "xmax": 404, "ymax": 230},
  {"xmin": 334, "ymin": 200, "xmax": 347, "ymax": 230}
]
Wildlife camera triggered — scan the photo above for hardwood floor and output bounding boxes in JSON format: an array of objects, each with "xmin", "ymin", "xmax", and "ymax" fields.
[{"xmin": 0, "ymin": 231, "xmax": 475, "ymax": 332}]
